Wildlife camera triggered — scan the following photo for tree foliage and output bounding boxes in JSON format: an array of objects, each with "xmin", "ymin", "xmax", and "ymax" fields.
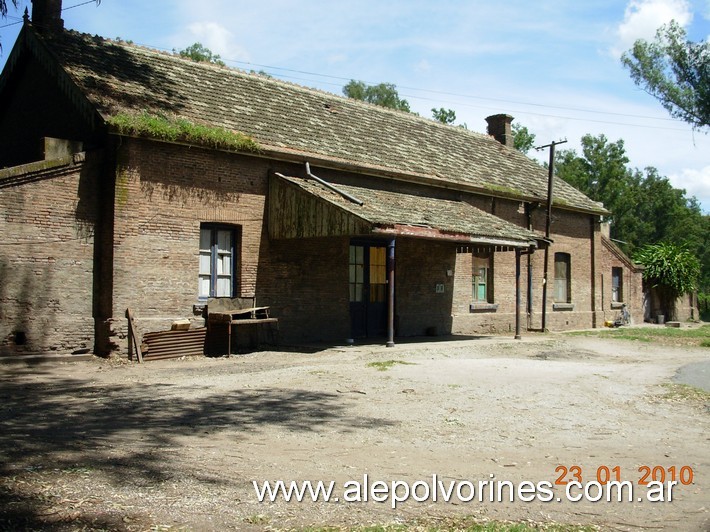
[
  {"xmin": 555, "ymin": 133, "xmax": 709, "ymax": 303},
  {"xmin": 0, "ymin": 0, "xmax": 17, "ymax": 18},
  {"xmin": 343, "ymin": 80, "xmax": 411, "ymax": 112},
  {"xmin": 633, "ymin": 242, "xmax": 701, "ymax": 319},
  {"xmin": 512, "ymin": 123, "xmax": 535, "ymax": 154},
  {"xmin": 432, "ymin": 107, "xmax": 456, "ymax": 125},
  {"xmin": 621, "ymin": 21, "xmax": 709, "ymax": 129},
  {"xmin": 176, "ymin": 42, "xmax": 225, "ymax": 66}
]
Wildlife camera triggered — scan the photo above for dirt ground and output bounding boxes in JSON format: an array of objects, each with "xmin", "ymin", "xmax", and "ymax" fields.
[{"xmin": 1, "ymin": 332, "xmax": 708, "ymax": 531}]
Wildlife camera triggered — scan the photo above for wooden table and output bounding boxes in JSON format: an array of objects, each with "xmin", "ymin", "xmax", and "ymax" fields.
[{"xmin": 207, "ymin": 306, "xmax": 278, "ymax": 355}]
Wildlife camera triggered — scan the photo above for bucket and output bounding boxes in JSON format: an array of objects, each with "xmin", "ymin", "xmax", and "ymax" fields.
[{"xmin": 657, "ymin": 314, "xmax": 665, "ymax": 325}]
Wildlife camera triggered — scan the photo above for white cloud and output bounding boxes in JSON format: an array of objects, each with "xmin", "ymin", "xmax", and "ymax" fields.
[
  {"xmin": 414, "ymin": 59, "xmax": 432, "ymax": 73},
  {"xmin": 613, "ymin": 0, "xmax": 693, "ymax": 56},
  {"xmin": 669, "ymin": 165, "xmax": 710, "ymax": 211},
  {"xmin": 182, "ymin": 21, "xmax": 250, "ymax": 62}
]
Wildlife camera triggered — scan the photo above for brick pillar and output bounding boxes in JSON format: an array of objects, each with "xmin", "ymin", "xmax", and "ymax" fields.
[
  {"xmin": 32, "ymin": 0, "xmax": 64, "ymax": 33},
  {"xmin": 485, "ymin": 114, "xmax": 514, "ymax": 148}
]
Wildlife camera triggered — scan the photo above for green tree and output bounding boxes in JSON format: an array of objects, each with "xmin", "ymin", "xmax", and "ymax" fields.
[
  {"xmin": 556, "ymin": 135, "xmax": 638, "ymax": 246},
  {"xmin": 621, "ymin": 21, "xmax": 709, "ymax": 129},
  {"xmin": 556, "ymin": 133, "xmax": 709, "ymax": 309},
  {"xmin": 634, "ymin": 242, "xmax": 701, "ymax": 320},
  {"xmin": 512, "ymin": 123, "xmax": 535, "ymax": 154},
  {"xmin": 432, "ymin": 107, "xmax": 456, "ymax": 125},
  {"xmin": 176, "ymin": 42, "xmax": 225, "ymax": 66},
  {"xmin": 0, "ymin": 0, "xmax": 17, "ymax": 18},
  {"xmin": 343, "ymin": 80, "xmax": 411, "ymax": 112}
]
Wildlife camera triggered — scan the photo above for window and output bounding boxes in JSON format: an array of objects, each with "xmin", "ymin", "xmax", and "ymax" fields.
[
  {"xmin": 369, "ymin": 246, "xmax": 387, "ymax": 303},
  {"xmin": 472, "ymin": 253, "xmax": 493, "ymax": 303},
  {"xmin": 553, "ymin": 252, "xmax": 571, "ymax": 303},
  {"xmin": 349, "ymin": 244, "xmax": 387, "ymax": 303},
  {"xmin": 349, "ymin": 245, "xmax": 364, "ymax": 302},
  {"xmin": 199, "ymin": 225, "xmax": 237, "ymax": 298},
  {"xmin": 611, "ymin": 267, "xmax": 623, "ymax": 302}
]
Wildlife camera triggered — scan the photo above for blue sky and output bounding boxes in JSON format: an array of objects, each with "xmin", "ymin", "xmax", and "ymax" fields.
[{"xmin": 2, "ymin": 0, "xmax": 709, "ymax": 212}]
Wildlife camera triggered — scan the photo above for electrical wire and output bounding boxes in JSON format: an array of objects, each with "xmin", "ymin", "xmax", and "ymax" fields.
[{"xmin": 0, "ymin": 2, "xmax": 697, "ymax": 132}]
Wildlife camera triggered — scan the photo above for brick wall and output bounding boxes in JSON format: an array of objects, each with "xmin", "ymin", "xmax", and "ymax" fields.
[
  {"xmin": 394, "ymin": 238, "xmax": 455, "ymax": 336},
  {"xmin": 109, "ymin": 139, "xmax": 269, "ymax": 351},
  {"xmin": 598, "ymin": 237, "xmax": 644, "ymax": 324},
  {"xmin": 451, "ymin": 199, "xmax": 603, "ymax": 335},
  {"xmin": 2, "ymin": 135, "xmax": 637, "ymax": 357},
  {"xmin": 0, "ymin": 153, "xmax": 100, "ymax": 355}
]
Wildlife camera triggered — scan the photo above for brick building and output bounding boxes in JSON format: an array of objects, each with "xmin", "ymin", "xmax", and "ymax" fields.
[{"xmin": 0, "ymin": 7, "xmax": 643, "ymax": 358}]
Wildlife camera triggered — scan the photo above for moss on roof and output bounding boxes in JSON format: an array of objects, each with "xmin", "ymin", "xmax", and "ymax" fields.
[
  {"xmin": 37, "ymin": 28, "xmax": 606, "ymax": 214},
  {"xmin": 106, "ymin": 111, "xmax": 259, "ymax": 153}
]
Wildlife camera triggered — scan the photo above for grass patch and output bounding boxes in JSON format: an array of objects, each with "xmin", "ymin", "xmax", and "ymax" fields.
[
  {"xmin": 566, "ymin": 324, "xmax": 710, "ymax": 347},
  {"xmin": 245, "ymin": 514, "xmax": 270, "ymax": 525},
  {"xmin": 107, "ymin": 111, "xmax": 259, "ymax": 153},
  {"xmin": 366, "ymin": 360, "xmax": 417, "ymax": 371},
  {"xmin": 661, "ymin": 383, "xmax": 710, "ymax": 403}
]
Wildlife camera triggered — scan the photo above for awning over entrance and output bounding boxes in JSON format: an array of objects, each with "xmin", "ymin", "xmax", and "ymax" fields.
[{"xmin": 269, "ymin": 173, "xmax": 540, "ymax": 248}]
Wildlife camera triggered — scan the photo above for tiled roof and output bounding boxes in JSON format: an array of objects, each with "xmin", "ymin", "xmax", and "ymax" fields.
[
  {"xmin": 35, "ymin": 27, "xmax": 606, "ymax": 214},
  {"xmin": 275, "ymin": 174, "xmax": 540, "ymax": 246}
]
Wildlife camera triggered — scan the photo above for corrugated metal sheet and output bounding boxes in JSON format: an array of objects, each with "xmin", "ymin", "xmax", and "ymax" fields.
[{"xmin": 141, "ymin": 328, "xmax": 206, "ymax": 361}]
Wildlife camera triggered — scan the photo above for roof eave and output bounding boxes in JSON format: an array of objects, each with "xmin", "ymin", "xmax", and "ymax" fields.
[
  {"xmin": 256, "ymin": 144, "xmax": 609, "ymax": 216},
  {"xmin": 372, "ymin": 224, "xmax": 537, "ymax": 248}
]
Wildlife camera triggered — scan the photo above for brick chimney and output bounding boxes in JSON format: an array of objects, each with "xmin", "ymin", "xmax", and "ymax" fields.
[
  {"xmin": 485, "ymin": 114, "xmax": 514, "ymax": 148},
  {"xmin": 32, "ymin": 0, "xmax": 64, "ymax": 33}
]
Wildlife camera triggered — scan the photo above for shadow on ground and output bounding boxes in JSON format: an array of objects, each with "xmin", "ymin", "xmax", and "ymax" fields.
[{"xmin": 0, "ymin": 364, "xmax": 395, "ymax": 529}]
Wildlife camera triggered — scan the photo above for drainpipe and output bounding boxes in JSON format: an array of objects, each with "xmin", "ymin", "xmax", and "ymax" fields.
[
  {"xmin": 386, "ymin": 238, "xmax": 396, "ymax": 347},
  {"xmin": 515, "ymin": 248, "xmax": 522, "ymax": 339},
  {"xmin": 525, "ymin": 203, "xmax": 536, "ymax": 330},
  {"xmin": 305, "ymin": 162, "xmax": 363, "ymax": 206}
]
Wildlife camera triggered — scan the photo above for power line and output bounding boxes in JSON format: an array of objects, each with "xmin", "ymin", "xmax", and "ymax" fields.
[
  {"xmin": 214, "ymin": 57, "xmax": 678, "ymax": 123},
  {"xmin": 1, "ymin": 9, "xmax": 692, "ymax": 132},
  {"xmin": 257, "ymin": 71, "xmax": 689, "ymax": 132},
  {"xmin": 0, "ymin": 19, "xmax": 21, "ymax": 29},
  {"xmin": 1, "ymin": 0, "xmax": 95, "ymax": 29},
  {"xmin": 63, "ymin": 0, "xmax": 100, "ymax": 11},
  {"xmin": 133, "ymin": 39, "xmax": 680, "ymax": 128}
]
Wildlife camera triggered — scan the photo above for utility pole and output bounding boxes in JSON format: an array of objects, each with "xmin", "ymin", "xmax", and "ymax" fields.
[{"xmin": 535, "ymin": 139, "xmax": 567, "ymax": 332}]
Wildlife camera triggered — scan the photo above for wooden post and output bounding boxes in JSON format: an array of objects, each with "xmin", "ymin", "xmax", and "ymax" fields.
[
  {"xmin": 536, "ymin": 139, "xmax": 567, "ymax": 332},
  {"xmin": 125, "ymin": 308, "xmax": 143, "ymax": 363}
]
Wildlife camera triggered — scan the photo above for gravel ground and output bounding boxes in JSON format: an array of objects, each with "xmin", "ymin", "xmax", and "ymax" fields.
[{"xmin": 1, "ymin": 332, "xmax": 708, "ymax": 531}]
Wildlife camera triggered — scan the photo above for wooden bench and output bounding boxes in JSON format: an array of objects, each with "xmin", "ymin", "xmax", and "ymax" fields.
[{"xmin": 206, "ymin": 296, "xmax": 278, "ymax": 355}]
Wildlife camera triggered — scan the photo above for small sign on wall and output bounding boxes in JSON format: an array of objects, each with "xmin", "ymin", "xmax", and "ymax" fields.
[{"xmin": 435, "ymin": 283, "xmax": 445, "ymax": 293}]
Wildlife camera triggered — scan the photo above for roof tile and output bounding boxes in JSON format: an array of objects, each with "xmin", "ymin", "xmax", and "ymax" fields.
[{"xmin": 41, "ymin": 29, "xmax": 606, "ymax": 214}]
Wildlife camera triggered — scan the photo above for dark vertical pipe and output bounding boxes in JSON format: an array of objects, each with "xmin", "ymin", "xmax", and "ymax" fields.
[
  {"xmin": 386, "ymin": 238, "xmax": 396, "ymax": 347},
  {"xmin": 525, "ymin": 203, "xmax": 534, "ymax": 330},
  {"xmin": 589, "ymin": 215, "xmax": 597, "ymax": 328},
  {"xmin": 515, "ymin": 248, "xmax": 522, "ymax": 340}
]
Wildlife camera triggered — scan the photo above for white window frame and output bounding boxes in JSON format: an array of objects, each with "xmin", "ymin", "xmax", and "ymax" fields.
[{"xmin": 199, "ymin": 225, "xmax": 238, "ymax": 299}]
